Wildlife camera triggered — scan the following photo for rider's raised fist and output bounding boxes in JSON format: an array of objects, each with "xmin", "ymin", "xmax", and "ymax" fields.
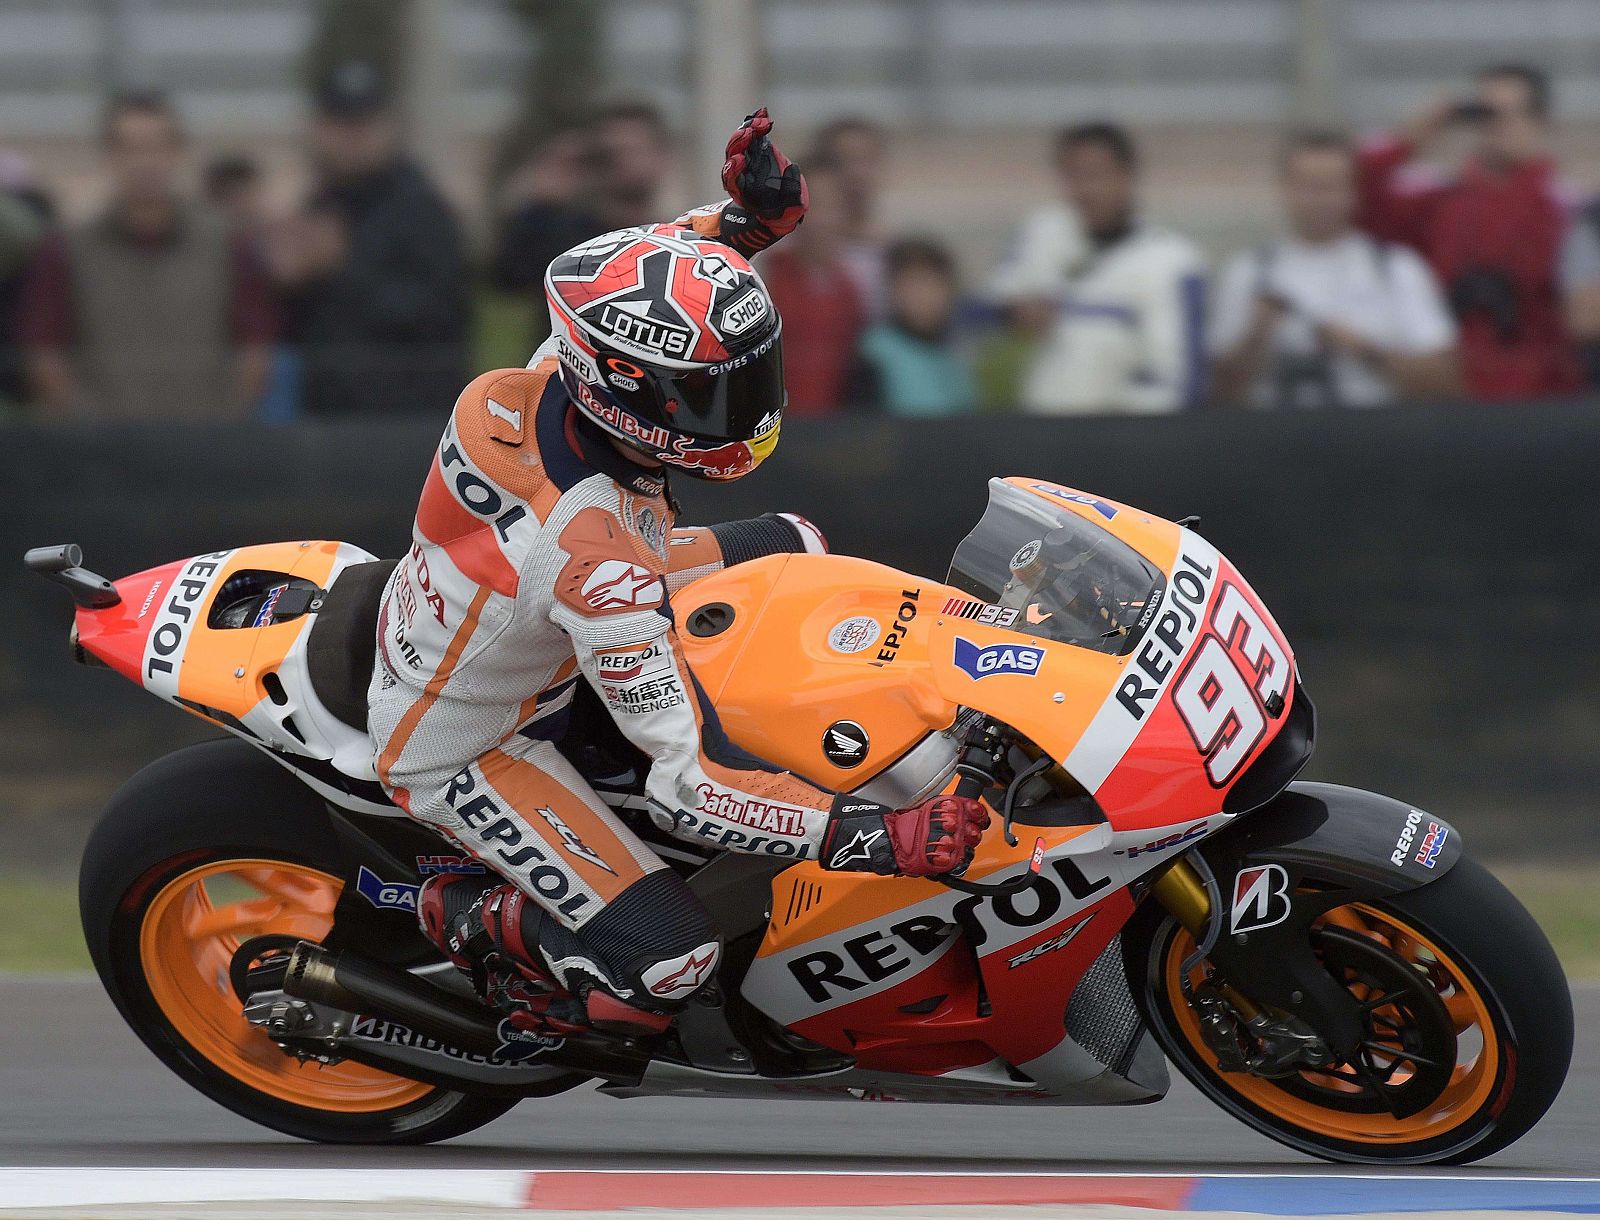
[{"xmin": 720, "ymin": 107, "xmax": 808, "ymax": 250}]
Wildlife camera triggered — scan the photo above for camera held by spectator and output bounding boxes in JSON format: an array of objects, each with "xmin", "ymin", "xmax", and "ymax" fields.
[{"xmin": 1212, "ymin": 130, "xmax": 1462, "ymax": 409}]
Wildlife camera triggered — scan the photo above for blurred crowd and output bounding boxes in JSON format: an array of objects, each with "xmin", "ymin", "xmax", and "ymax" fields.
[{"xmin": 4, "ymin": 59, "xmax": 1600, "ymax": 423}]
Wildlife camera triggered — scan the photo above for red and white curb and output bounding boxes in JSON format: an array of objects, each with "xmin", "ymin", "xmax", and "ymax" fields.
[{"xmin": 0, "ymin": 1168, "xmax": 1597, "ymax": 1213}]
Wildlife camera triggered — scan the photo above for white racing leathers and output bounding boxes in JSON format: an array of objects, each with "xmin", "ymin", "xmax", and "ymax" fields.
[{"xmin": 367, "ymin": 356, "xmax": 840, "ymax": 1008}]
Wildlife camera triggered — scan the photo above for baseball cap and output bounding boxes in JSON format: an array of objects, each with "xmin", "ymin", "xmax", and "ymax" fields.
[{"xmin": 313, "ymin": 59, "xmax": 392, "ymax": 118}]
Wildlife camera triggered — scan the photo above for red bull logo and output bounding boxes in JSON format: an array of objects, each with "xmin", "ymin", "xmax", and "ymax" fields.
[{"xmin": 668, "ymin": 437, "xmax": 755, "ymax": 479}]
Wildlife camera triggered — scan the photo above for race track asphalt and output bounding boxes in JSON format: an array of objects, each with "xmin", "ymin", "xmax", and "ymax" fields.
[{"xmin": 1, "ymin": 976, "xmax": 1594, "ymax": 1175}]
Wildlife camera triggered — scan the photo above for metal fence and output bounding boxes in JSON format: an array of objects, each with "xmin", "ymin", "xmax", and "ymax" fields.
[{"xmin": 4, "ymin": 0, "xmax": 1600, "ymax": 138}]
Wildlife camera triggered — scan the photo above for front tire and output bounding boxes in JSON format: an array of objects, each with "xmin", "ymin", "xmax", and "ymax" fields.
[
  {"xmin": 80, "ymin": 740, "xmax": 523, "ymax": 1145},
  {"xmin": 1126, "ymin": 855, "xmax": 1572, "ymax": 1165}
]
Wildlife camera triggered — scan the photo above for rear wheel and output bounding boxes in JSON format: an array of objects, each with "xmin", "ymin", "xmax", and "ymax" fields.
[
  {"xmin": 1127, "ymin": 856, "xmax": 1572, "ymax": 1164},
  {"xmin": 81, "ymin": 740, "xmax": 525, "ymax": 1144}
]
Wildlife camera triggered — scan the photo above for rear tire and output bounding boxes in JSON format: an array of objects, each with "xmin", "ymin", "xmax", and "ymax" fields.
[
  {"xmin": 1125, "ymin": 855, "xmax": 1572, "ymax": 1165},
  {"xmin": 80, "ymin": 740, "xmax": 525, "ymax": 1145}
]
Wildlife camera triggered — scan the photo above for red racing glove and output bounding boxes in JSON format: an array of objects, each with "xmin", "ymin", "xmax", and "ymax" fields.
[
  {"xmin": 820, "ymin": 796, "xmax": 991, "ymax": 877},
  {"xmin": 718, "ymin": 107, "xmax": 808, "ymax": 257}
]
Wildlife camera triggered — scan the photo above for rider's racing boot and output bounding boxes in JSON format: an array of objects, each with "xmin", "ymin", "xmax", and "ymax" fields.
[{"xmin": 416, "ymin": 876, "xmax": 671, "ymax": 1037}]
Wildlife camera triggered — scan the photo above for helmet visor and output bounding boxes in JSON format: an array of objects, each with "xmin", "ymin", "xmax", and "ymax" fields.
[{"xmin": 596, "ymin": 332, "xmax": 785, "ymax": 443}]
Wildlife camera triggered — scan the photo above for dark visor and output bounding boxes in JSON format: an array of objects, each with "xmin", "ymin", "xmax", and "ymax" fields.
[{"xmin": 597, "ymin": 334, "xmax": 785, "ymax": 442}]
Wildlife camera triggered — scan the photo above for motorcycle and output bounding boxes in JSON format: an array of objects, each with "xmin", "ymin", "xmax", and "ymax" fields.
[{"xmin": 28, "ymin": 475, "xmax": 1571, "ymax": 1164}]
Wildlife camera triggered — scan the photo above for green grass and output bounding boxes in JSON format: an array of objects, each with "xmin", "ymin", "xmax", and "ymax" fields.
[
  {"xmin": 0, "ymin": 881, "xmax": 90, "ymax": 973},
  {"xmin": 474, "ymin": 290, "xmax": 541, "ymax": 374},
  {"xmin": 1496, "ymin": 865, "xmax": 1600, "ymax": 981},
  {"xmin": 1, "ymin": 865, "xmax": 1593, "ymax": 979}
]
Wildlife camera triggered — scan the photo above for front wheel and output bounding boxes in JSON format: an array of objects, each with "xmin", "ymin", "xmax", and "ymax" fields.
[
  {"xmin": 1125, "ymin": 856, "xmax": 1572, "ymax": 1165},
  {"xmin": 80, "ymin": 740, "xmax": 532, "ymax": 1144}
]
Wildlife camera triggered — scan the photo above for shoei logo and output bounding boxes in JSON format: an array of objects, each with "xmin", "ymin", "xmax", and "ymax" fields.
[
  {"xmin": 953, "ymin": 637, "xmax": 1045, "ymax": 680},
  {"xmin": 556, "ymin": 335, "xmax": 600, "ymax": 384},
  {"xmin": 721, "ymin": 289, "xmax": 769, "ymax": 336},
  {"xmin": 1229, "ymin": 864, "xmax": 1291, "ymax": 934}
]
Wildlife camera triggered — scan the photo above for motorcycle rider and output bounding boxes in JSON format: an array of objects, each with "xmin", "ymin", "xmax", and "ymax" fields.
[{"xmin": 369, "ymin": 110, "xmax": 990, "ymax": 1038}]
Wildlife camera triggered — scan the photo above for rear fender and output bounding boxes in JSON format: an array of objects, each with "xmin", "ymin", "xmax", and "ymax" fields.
[{"xmin": 1182, "ymin": 782, "xmax": 1462, "ymax": 1058}]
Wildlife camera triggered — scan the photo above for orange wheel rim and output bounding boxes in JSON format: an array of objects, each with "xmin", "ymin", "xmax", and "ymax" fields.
[
  {"xmin": 139, "ymin": 858, "xmax": 433, "ymax": 1112},
  {"xmin": 1163, "ymin": 901, "xmax": 1500, "ymax": 1145}
]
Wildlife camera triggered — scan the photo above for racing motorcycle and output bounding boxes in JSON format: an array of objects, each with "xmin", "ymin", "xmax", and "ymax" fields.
[{"xmin": 28, "ymin": 476, "xmax": 1571, "ymax": 1164}]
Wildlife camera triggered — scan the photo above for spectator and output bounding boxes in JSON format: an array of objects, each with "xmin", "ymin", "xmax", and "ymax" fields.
[
  {"xmin": 991, "ymin": 123, "xmax": 1207, "ymax": 415},
  {"xmin": 1357, "ymin": 64, "xmax": 1580, "ymax": 400},
  {"xmin": 204, "ymin": 154, "xmax": 268, "ymax": 235},
  {"xmin": 755, "ymin": 160, "xmax": 865, "ymax": 415},
  {"xmin": 592, "ymin": 100, "xmax": 672, "ymax": 232},
  {"xmin": 0, "ymin": 152, "xmax": 51, "ymax": 414},
  {"xmin": 17, "ymin": 91, "xmax": 274, "ymax": 420},
  {"xmin": 1212, "ymin": 131, "xmax": 1460, "ymax": 409},
  {"xmin": 1560, "ymin": 203, "xmax": 1600, "ymax": 386},
  {"xmin": 490, "ymin": 125, "xmax": 604, "ymax": 347},
  {"xmin": 272, "ymin": 60, "xmax": 469, "ymax": 417},
  {"xmin": 813, "ymin": 116, "xmax": 889, "ymax": 317},
  {"xmin": 850, "ymin": 238, "xmax": 976, "ymax": 416}
]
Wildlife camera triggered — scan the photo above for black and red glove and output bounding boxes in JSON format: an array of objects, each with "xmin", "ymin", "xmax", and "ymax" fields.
[
  {"xmin": 718, "ymin": 107, "xmax": 808, "ymax": 257},
  {"xmin": 820, "ymin": 795, "xmax": 991, "ymax": 877}
]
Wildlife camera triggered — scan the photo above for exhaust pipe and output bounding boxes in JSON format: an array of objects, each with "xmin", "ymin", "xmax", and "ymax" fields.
[
  {"xmin": 282, "ymin": 942, "xmax": 649, "ymax": 1081},
  {"xmin": 285, "ymin": 941, "xmax": 507, "ymax": 1058}
]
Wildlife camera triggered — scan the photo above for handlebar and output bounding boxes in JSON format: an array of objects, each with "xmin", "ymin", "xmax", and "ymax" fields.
[
  {"xmin": 931, "ymin": 843, "xmax": 1044, "ymax": 897},
  {"xmin": 935, "ymin": 742, "xmax": 1046, "ymax": 897}
]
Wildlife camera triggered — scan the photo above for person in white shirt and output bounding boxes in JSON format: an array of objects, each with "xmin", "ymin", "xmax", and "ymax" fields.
[
  {"xmin": 990, "ymin": 123, "xmax": 1208, "ymax": 415},
  {"xmin": 1212, "ymin": 130, "xmax": 1462, "ymax": 409}
]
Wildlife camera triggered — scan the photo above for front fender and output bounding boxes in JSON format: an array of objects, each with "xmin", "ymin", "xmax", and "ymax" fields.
[{"xmin": 1211, "ymin": 780, "xmax": 1462, "ymax": 892}]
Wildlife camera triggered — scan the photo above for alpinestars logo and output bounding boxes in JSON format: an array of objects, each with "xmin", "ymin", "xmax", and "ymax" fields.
[
  {"xmin": 1229, "ymin": 864, "xmax": 1292, "ymax": 933},
  {"xmin": 581, "ymin": 560, "xmax": 663, "ymax": 611},
  {"xmin": 643, "ymin": 943, "xmax": 720, "ymax": 998},
  {"xmin": 829, "ymin": 827, "xmax": 884, "ymax": 870}
]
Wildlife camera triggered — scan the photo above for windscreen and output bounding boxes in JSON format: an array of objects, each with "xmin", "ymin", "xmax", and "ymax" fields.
[{"xmin": 946, "ymin": 481, "xmax": 1164, "ymax": 657}]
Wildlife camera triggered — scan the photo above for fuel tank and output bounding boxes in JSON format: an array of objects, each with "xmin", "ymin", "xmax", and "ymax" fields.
[{"xmin": 673, "ymin": 554, "xmax": 964, "ymax": 791}]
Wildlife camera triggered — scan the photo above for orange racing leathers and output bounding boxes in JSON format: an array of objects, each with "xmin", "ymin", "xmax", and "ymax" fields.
[{"xmin": 366, "ymin": 333, "xmax": 847, "ymax": 1005}]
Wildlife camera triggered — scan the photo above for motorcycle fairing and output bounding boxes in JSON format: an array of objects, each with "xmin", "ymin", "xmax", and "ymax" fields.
[
  {"xmin": 680, "ymin": 478, "xmax": 1301, "ymax": 1092},
  {"xmin": 675, "ymin": 481, "xmax": 1299, "ymax": 840},
  {"xmin": 70, "ymin": 540, "xmax": 380, "ymax": 785},
  {"xmin": 956, "ymin": 479, "xmax": 1302, "ymax": 832},
  {"xmin": 739, "ymin": 819, "xmax": 1177, "ymax": 1094}
]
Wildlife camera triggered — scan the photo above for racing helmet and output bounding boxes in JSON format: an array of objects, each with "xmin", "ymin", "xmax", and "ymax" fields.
[{"xmin": 545, "ymin": 226, "xmax": 785, "ymax": 481}]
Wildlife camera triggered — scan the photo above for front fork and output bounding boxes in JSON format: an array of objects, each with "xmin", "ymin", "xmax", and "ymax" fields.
[
  {"xmin": 1149, "ymin": 857, "xmax": 1350, "ymax": 1078},
  {"xmin": 1150, "ymin": 859, "xmax": 1261, "ymax": 1020}
]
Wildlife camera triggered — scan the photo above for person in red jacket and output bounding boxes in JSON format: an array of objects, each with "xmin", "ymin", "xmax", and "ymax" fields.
[{"xmin": 1356, "ymin": 64, "xmax": 1580, "ymax": 401}]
